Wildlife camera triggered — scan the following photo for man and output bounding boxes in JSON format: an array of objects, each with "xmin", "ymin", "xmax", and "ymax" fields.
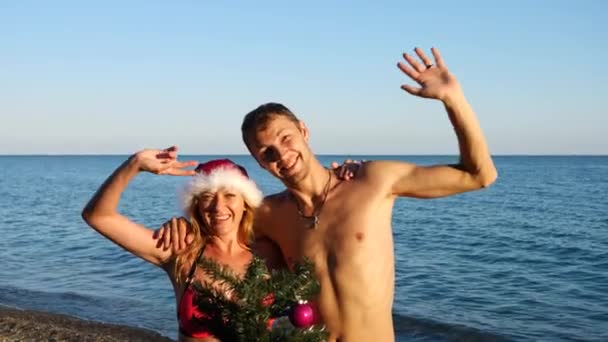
[
  {"xmin": 243, "ymin": 46, "xmax": 496, "ymax": 341},
  {"xmin": 167, "ymin": 47, "xmax": 497, "ymax": 341}
]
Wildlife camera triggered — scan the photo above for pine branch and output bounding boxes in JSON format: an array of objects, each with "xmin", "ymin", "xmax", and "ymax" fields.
[
  {"xmin": 197, "ymin": 256, "xmax": 241, "ymax": 288},
  {"xmin": 191, "ymin": 255, "xmax": 328, "ymax": 341}
]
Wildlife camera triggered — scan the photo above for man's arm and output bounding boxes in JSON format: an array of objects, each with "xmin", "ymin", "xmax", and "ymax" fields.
[
  {"xmin": 253, "ymin": 237, "xmax": 287, "ymax": 271},
  {"xmin": 369, "ymin": 47, "xmax": 497, "ymax": 198}
]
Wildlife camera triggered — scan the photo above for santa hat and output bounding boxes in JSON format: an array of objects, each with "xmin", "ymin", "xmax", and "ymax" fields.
[{"xmin": 180, "ymin": 159, "xmax": 263, "ymax": 212}]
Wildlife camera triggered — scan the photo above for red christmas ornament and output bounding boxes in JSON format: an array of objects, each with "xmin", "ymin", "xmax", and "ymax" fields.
[
  {"xmin": 289, "ymin": 301, "xmax": 315, "ymax": 328},
  {"xmin": 262, "ymin": 293, "xmax": 275, "ymax": 307}
]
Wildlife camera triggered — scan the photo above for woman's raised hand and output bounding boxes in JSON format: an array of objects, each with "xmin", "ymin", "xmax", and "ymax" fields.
[{"xmin": 132, "ymin": 146, "xmax": 197, "ymax": 176}]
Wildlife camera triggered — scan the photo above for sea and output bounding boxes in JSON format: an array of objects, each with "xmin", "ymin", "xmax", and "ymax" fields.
[{"xmin": 0, "ymin": 155, "xmax": 606, "ymax": 341}]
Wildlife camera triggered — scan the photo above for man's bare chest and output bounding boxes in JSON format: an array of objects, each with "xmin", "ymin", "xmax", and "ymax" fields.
[{"xmin": 265, "ymin": 196, "xmax": 381, "ymax": 263}]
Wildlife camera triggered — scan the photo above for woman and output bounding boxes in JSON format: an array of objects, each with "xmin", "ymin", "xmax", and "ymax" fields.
[{"xmin": 82, "ymin": 146, "xmax": 280, "ymax": 341}]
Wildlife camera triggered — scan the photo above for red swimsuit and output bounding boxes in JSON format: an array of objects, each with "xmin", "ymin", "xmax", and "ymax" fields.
[{"xmin": 178, "ymin": 285, "xmax": 218, "ymax": 338}]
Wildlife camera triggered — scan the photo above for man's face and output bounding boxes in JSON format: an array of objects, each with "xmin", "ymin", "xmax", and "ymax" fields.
[{"xmin": 246, "ymin": 115, "xmax": 312, "ymax": 184}]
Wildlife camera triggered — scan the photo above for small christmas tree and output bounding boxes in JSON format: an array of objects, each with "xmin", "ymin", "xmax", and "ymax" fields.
[{"xmin": 192, "ymin": 256, "xmax": 328, "ymax": 341}]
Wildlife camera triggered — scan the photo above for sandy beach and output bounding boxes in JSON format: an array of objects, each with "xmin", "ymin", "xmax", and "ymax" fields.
[{"xmin": 0, "ymin": 306, "xmax": 173, "ymax": 342}]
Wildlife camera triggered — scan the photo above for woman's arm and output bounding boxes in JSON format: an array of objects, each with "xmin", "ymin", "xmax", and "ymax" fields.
[{"xmin": 81, "ymin": 146, "xmax": 196, "ymax": 266}]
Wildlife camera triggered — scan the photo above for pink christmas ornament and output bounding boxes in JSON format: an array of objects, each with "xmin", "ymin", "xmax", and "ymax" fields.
[{"xmin": 289, "ymin": 302, "xmax": 315, "ymax": 328}]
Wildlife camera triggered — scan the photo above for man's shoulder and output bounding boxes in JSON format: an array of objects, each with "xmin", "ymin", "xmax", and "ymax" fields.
[
  {"xmin": 354, "ymin": 160, "xmax": 391, "ymax": 180},
  {"xmin": 263, "ymin": 190, "xmax": 289, "ymax": 203},
  {"xmin": 254, "ymin": 190, "xmax": 291, "ymax": 235},
  {"xmin": 359, "ymin": 160, "xmax": 415, "ymax": 176},
  {"xmin": 256, "ymin": 190, "xmax": 289, "ymax": 215},
  {"xmin": 350, "ymin": 160, "xmax": 417, "ymax": 191}
]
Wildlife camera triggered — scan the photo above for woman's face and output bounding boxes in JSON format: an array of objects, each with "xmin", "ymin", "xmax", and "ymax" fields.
[{"xmin": 197, "ymin": 188, "xmax": 245, "ymax": 235}]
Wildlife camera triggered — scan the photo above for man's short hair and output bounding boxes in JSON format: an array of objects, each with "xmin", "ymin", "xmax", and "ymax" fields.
[{"xmin": 241, "ymin": 102, "xmax": 300, "ymax": 148}]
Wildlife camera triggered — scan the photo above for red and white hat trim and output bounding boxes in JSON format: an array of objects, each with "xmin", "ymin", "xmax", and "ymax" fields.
[{"xmin": 180, "ymin": 159, "xmax": 263, "ymax": 212}]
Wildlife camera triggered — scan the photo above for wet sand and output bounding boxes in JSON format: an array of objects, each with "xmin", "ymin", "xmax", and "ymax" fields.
[{"xmin": 0, "ymin": 306, "xmax": 173, "ymax": 342}]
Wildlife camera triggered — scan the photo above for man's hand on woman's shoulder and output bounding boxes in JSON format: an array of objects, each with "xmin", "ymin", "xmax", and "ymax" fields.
[{"xmin": 154, "ymin": 217, "xmax": 195, "ymax": 254}]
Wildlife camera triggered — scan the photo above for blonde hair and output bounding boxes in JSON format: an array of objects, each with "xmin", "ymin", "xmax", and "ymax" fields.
[{"xmin": 174, "ymin": 193, "xmax": 255, "ymax": 283}]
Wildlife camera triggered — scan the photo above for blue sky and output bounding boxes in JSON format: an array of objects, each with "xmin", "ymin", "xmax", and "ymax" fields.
[{"xmin": 1, "ymin": 0, "xmax": 606, "ymax": 155}]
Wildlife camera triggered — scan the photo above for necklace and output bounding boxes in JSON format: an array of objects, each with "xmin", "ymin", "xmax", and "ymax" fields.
[{"xmin": 293, "ymin": 168, "xmax": 332, "ymax": 229}]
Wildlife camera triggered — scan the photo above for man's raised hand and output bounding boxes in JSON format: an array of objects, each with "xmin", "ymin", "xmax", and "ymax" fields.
[{"xmin": 397, "ymin": 47, "xmax": 462, "ymax": 102}]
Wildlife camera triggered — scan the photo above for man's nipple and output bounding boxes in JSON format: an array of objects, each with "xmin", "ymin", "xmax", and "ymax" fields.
[{"xmin": 355, "ymin": 232, "xmax": 364, "ymax": 242}]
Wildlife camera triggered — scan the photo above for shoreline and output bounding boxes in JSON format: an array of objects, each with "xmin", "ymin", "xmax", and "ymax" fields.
[{"xmin": 0, "ymin": 305, "xmax": 173, "ymax": 342}]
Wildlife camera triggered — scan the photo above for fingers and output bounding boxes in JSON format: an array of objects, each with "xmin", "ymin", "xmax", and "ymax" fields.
[
  {"xmin": 404, "ymin": 52, "xmax": 426, "ymax": 73},
  {"xmin": 401, "ymin": 84, "xmax": 422, "ymax": 96},
  {"xmin": 174, "ymin": 160, "xmax": 198, "ymax": 170},
  {"xmin": 397, "ymin": 61, "xmax": 420, "ymax": 83},
  {"xmin": 331, "ymin": 163, "xmax": 345, "ymax": 180},
  {"xmin": 431, "ymin": 47, "xmax": 446, "ymax": 69},
  {"xmin": 186, "ymin": 233, "xmax": 194, "ymax": 245},
  {"xmin": 342, "ymin": 159, "xmax": 354, "ymax": 179},
  {"xmin": 171, "ymin": 217, "xmax": 180, "ymax": 254},
  {"xmin": 415, "ymin": 47, "xmax": 434, "ymax": 69},
  {"xmin": 156, "ymin": 146, "xmax": 179, "ymax": 160},
  {"xmin": 346, "ymin": 159, "xmax": 362, "ymax": 179},
  {"xmin": 152, "ymin": 146, "xmax": 198, "ymax": 176},
  {"xmin": 170, "ymin": 169, "xmax": 197, "ymax": 176},
  {"xmin": 170, "ymin": 160, "xmax": 198, "ymax": 176},
  {"xmin": 398, "ymin": 47, "xmax": 444, "ymax": 96},
  {"xmin": 397, "ymin": 62, "xmax": 421, "ymax": 95},
  {"xmin": 332, "ymin": 159, "xmax": 362, "ymax": 180},
  {"xmin": 157, "ymin": 217, "xmax": 193, "ymax": 254},
  {"xmin": 154, "ymin": 226, "xmax": 166, "ymax": 249},
  {"xmin": 178, "ymin": 218, "xmax": 187, "ymax": 252},
  {"xmin": 347, "ymin": 161, "xmax": 362, "ymax": 179},
  {"xmin": 158, "ymin": 160, "xmax": 198, "ymax": 176},
  {"xmin": 164, "ymin": 145, "xmax": 178, "ymax": 157},
  {"xmin": 337, "ymin": 165, "xmax": 348, "ymax": 180},
  {"xmin": 331, "ymin": 160, "xmax": 351, "ymax": 179},
  {"xmin": 163, "ymin": 219, "xmax": 172, "ymax": 250},
  {"xmin": 174, "ymin": 217, "xmax": 193, "ymax": 254},
  {"xmin": 398, "ymin": 47, "xmax": 441, "ymax": 81}
]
